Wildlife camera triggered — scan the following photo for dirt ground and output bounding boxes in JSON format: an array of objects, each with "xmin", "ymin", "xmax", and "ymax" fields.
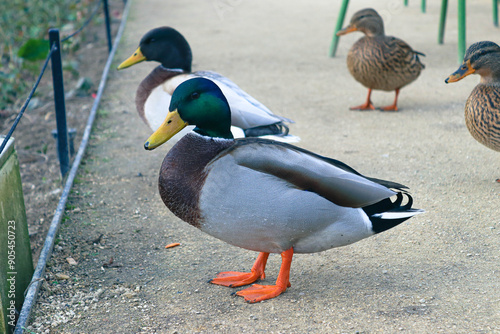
[{"xmin": 24, "ymin": 0, "xmax": 499, "ymax": 333}]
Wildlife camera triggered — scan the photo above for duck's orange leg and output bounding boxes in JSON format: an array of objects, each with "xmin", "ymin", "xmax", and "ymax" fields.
[
  {"xmin": 235, "ymin": 248, "xmax": 293, "ymax": 303},
  {"xmin": 209, "ymin": 252, "xmax": 269, "ymax": 287},
  {"xmin": 350, "ymin": 88, "xmax": 375, "ymax": 111},
  {"xmin": 378, "ymin": 88, "xmax": 400, "ymax": 111}
]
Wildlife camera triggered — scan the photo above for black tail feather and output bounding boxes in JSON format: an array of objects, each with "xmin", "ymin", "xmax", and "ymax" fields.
[
  {"xmin": 363, "ymin": 192, "xmax": 423, "ymax": 234},
  {"xmin": 244, "ymin": 122, "xmax": 290, "ymax": 137}
]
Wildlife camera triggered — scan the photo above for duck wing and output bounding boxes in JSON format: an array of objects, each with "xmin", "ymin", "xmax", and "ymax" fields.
[
  {"xmin": 219, "ymin": 138, "xmax": 399, "ymax": 208},
  {"xmin": 383, "ymin": 37, "xmax": 425, "ymax": 72}
]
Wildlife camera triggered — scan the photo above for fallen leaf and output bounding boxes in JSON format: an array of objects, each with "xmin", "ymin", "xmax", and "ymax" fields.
[{"xmin": 165, "ymin": 242, "xmax": 181, "ymax": 249}]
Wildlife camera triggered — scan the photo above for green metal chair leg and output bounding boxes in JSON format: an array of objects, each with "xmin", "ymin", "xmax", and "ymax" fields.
[
  {"xmin": 404, "ymin": 0, "xmax": 426, "ymax": 12},
  {"xmin": 438, "ymin": 0, "xmax": 448, "ymax": 44},
  {"xmin": 458, "ymin": 0, "xmax": 466, "ymax": 63},
  {"xmin": 329, "ymin": 0, "xmax": 349, "ymax": 57},
  {"xmin": 494, "ymin": 0, "xmax": 499, "ymax": 27}
]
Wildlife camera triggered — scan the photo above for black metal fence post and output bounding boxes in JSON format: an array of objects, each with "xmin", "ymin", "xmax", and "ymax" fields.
[
  {"xmin": 49, "ymin": 29, "xmax": 70, "ymax": 177},
  {"xmin": 102, "ymin": 0, "xmax": 113, "ymax": 53}
]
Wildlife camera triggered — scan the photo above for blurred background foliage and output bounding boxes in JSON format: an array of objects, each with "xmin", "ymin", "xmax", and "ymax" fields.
[{"xmin": 0, "ymin": 0, "xmax": 94, "ymax": 111}]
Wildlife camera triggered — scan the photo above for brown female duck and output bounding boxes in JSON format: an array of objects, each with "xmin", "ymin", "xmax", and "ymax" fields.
[
  {"xmin": 445, "ymin": 41, "xmax": 500, "ymax": 155},
  {"xmin": 337, "ymin": 8, "xmax": 425, "ymax": 111}
]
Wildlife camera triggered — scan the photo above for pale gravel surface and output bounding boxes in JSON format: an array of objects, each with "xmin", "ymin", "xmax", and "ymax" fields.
[{"xmin": 28, "ymin": 0, "xmax": 499, "ymax": 333}]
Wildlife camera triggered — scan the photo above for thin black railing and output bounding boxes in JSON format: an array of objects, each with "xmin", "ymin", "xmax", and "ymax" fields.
[
  {"xmin": 0, "ymin": 45, "xmax": 56, "ymax": 157},
  {"xmin": 0, "ymin": 0, "xmax": 114, "ymax": 178}
]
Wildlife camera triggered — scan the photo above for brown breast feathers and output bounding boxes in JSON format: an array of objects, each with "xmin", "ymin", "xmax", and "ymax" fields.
[{"xmin": 158, "ymin": 133, "xmax": 234, "ymax": 228}]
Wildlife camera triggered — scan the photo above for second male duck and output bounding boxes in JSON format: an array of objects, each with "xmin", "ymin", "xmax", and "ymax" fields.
[{"xmin": 118, "ymin": 26, "xmax": 297, "ymax": 141}]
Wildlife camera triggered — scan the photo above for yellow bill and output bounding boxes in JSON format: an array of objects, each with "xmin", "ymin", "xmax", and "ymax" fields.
[
  {"xmin": 144, "ymin": 109, "xmax": 188, "ymax": 150},
  {"xmin": 117, "ymin": 47, "xmax": 146, "ymax": 70}
]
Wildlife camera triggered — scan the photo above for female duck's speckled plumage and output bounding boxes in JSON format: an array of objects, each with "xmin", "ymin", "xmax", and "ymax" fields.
[
  {"xmin": 465, "ymin": 84, "xmax": 500, "ymax": 151},
  {"xmin": 347, "ymin": 36, "xmax": 424, "ymax": 92},
  {"xmin": 144, "ymin": 77, "xmax": 423, "ymax": 303},
  {"xmin": 446, "ymin": 41, "xmax": 500, "ymax": 152},
  {"xmin": 337, "ymin": 8, "xmax": 425, "ymax": 111},
  {"xmin": 118, "ymin": 27, "xmax": 297, "ymax": 141}
]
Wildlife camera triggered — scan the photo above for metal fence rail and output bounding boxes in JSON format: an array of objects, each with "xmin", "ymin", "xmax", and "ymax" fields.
[{"xmin": 0, "ymin": 45, "xmax": 56, "ymax": 156}]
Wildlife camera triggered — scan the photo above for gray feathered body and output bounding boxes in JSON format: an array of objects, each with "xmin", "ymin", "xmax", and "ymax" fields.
[{"xmin": 159, "ymin": 133, "xmax": 422, "ymax": 255}]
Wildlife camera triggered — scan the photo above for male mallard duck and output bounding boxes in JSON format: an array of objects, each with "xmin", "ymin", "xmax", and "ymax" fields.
[
  {"xmin": 336, "ymin": 8, "xmax": 425, "ymax": 111},
  {"xmin": 117, "ymin": 26, "xmax": 297, "ymax": 141},
  {"xmin": 445, "ymin": 41, "xmax": 500, "ymax": 155},
  {"xmin": 144, "ymin": 77, "xmax": 423, "ymax": 303}
]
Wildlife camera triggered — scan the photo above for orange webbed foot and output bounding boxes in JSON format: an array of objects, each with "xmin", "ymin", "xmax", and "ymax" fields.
[
  {"xmin": 209, "ymin": 252, "xmax": 269, "ymax": 288},
  {"xmin": 210, "ymin": 270, "xmax": 264, "ymax": 287},
  {"xmin": 378, "ymin": 104, "xmax": 399, "ymax": 112},
  {"xmin": 234, "ymin": 248, "xmax": 294, "ymax": 303},
  {"xmin": 235, "ymin": 281, "xmax": 290, "ymax": 303},
  {"xmin": 350, "ymin": 89, "xmax": 375, "ymax": 111},
  {"xmin": 378, "ymin": 89, "xmax": 400, "ymax": 112},
  {"xmin": 349, "ymin": 102, "xmax": 376, "ymax": 111}
]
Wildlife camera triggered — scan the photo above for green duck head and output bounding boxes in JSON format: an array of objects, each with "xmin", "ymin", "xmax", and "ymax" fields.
[
  {"xmin": 445, "ymin": 41, "xmax": 500, "ymax": 84},
  {"xmin": 117, "ymin": 26, "xmax": 192, "ymax": 72},
  {"xmin": 144, "ymin": 78, "xmax": 233, "ymax": 150}
]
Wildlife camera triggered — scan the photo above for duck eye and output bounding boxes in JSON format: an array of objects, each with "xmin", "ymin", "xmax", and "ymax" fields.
[{"xmin": 190, "ymin": 92, "xmax": 200, "ymax": 100}]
